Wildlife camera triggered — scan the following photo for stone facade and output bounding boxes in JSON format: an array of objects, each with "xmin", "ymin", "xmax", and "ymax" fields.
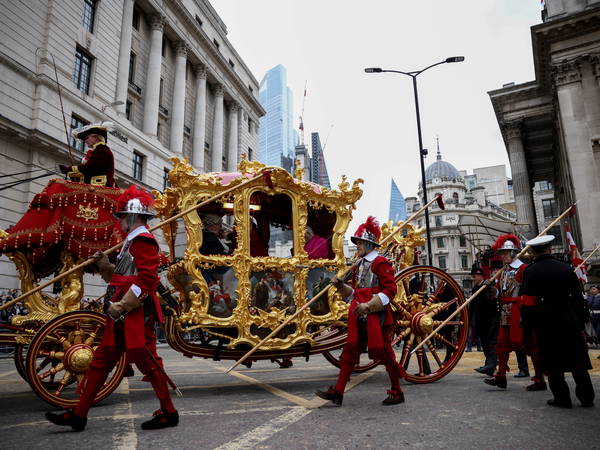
[
  {"xmin": 406, "ymin": 154, "xmax": 517, "ymax": 293},
  {"xmin": 488, "ymin": 0, "xmax": 600, "ymax": 283},
  {"xmin": 0, "ymin": 0, "xmax": 264, "ymax": 292}
]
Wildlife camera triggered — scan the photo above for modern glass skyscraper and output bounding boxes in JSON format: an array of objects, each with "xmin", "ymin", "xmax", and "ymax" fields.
[
  {"xmin": 258, "ymin": 65, "xmax": 295, "ymax": 172},
  {"xmin": 310, "ymin": 132, "xmax": 331, "ymax": 189},
  {"xmin": 389, "ymin": 179, "xmax": 407, "ymax": 223}
]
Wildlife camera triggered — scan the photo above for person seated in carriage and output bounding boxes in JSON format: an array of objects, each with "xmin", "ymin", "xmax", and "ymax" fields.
[
  {"xmin": 316, "ymin": 216, "xmax": 405, "ymax": 406},
  {"xmin": 45, "ymin": 185, "xmax": 178, "ymax": 431},
  {"xmin": 59, "ymin": 121, "xmax": 116, "ymax": 187}
]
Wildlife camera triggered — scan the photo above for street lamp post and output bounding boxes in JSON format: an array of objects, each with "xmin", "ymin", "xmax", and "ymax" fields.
[{"xmin": 365, "ymin": 56, "xmax": 464, "ymax": 267}]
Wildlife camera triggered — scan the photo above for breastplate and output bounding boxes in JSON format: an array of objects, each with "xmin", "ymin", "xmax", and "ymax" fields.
[
  {"xmin": 114, "ymin": 240, "xmax": 137, "ymax": 276},
  {"xmin": 356, "ymin": 259, "xmax": 378, "ymax": 289}
]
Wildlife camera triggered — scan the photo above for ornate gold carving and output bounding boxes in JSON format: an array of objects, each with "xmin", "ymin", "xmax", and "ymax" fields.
[
  {"xmin": 76, "ymin": 204, "xmax": 99, "ymax": 221},
  {"xmin": 154, "ymin": 157, "xmax": 364, "ymax": 350}
]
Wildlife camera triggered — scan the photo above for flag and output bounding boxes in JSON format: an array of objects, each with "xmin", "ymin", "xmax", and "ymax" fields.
[{"xmin": 565, "ymin": 222, "xmax": 588, "ymax": 283}]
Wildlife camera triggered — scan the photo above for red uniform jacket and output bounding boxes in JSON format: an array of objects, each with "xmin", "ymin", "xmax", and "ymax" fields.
[
  {"xmin": 103, "ymin": 231, "xmax": 162, "ymax": 356},
  {"xmin": 347, "ymin": 255, "xmax": 397, "ymax": 360},
  {"xmin": 498, "ymin": 263, "xmax": 527, "ymax": 346},
  {"xmin": 77, "ymin": 142, "xmax": 116, "ymax": 187}
]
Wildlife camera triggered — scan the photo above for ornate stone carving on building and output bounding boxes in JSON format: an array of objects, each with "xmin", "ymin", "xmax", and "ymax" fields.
[
  {"xmin": 149, "ymin": 14, "xmax": 165, "ymax": 31},
  {"xmin": 552, "ymin": 58, "xmax": 582, "ymax": 86},
  {"xmin": 502, "ymin": 120, "xmax": 522, "ymax": 140},
  {"xmin": 174, "ymin": 41, "xmax": 188, "ymax": 58}
]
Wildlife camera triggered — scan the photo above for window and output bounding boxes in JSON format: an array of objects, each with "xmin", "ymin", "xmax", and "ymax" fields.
[
  {"xmin": 163, "ymin": 168, "xmax": 170, "ymax": 190},
  {"xmin": 437, "ymin": 237, "xmax": 445, "ymax": 248},
  {"xmin": 228, "ymin": 59, "xmax": 235, "ymax": 69},
  {"xmin": 459, "ymin": 235, "xmax": 467, "ymax": 247},
  {"xmin": 248, "ymin": 118, "xmax": 252, "ymax": 134},
  {"xmin": 159, "ymin": 78, "xmax": 164, "ymax": 105},
  {"xmin": 453, "ymin": 192, "xmax": 459, "ymax": 204},
  {"xmin": 435, "ymin": 215, "xmax": 443, "ymax": 227},
  {"xmin": 538, "ymin": 181, "xmax": 553, "ymax": 191},
  {"xmin": 162, "ymin": 37, "xmax": 168, "ymax": 57},
  {"xmin": 248, "ymin": 147, "xmax": 253, "ymax": 161},
  {"xmin": 462, "ymin": 279, "xmax": 472, "ymax": 291},
  {"xmin": 69, "ymin": 114, "xmax": 89, "ymax": 152},
  {"xmin": 125, "ymin": 100, "xmax": 132, "ymax": 120},
  {"xmin": 438, "ymin": 255, "xmax": 447, "ymax": 269},
  {"xmin": 73, "ymin": 48, "xmax": 92, "ymax": 93},
  {"xmin": 195, "ymin": 15, "xmax": 203, "ymax": 27},
  {"xmin": 157, "ymin": 122, "xmax": 162, "ymax": 140},
  {"xmin": 128, "ymin": 52, "xmax": 136, "ymax": 83},
  {"xmin": 132, "ymin": 7, "xmax": 140, "ymax": 30},
  {"xmin": 213, "ymin": 38, "xmax": 220, "ymax": 50},
  {"xmin": 542, "ymin": 198, "xmax": 558, "ymax": 218},
  {"xmin": 461, "ymin": 254, "xmax": 469, "ymax": 270},
  {"xmin": 132, "ymin": 152, "xmax": 144, "ymax": 180},
  {"xmin": 248, "ymin": 85, "xmax": 254, "ymax": 93},
  {"xmin": 82, "ymin": 0, "xmax": 96, "ymax": 33}
]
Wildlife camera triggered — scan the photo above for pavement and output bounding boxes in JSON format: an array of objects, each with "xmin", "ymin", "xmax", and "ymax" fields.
[{"xmin": 1, "ymin": 346, "xmax": 599, "ymax": 449}]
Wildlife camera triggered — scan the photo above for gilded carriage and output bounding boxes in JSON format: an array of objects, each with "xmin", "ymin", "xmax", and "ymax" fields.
[{"xmin": 0, "ymin": 157, "xmax": 470, "ymax": 408}]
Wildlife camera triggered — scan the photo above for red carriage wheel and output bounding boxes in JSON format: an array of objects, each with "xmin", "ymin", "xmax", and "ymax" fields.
[
  {"xmin": 26, "ymin": 310, "xmax": 126, "ymax": 408},
  {"xmin": 392, "ymin": 265, "xmax": 468, "ymax": 384}
]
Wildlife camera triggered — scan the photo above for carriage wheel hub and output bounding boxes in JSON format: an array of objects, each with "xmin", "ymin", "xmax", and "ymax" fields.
[
  {"xmin": 64, "ymin": 344, "xmax": 94, "ymax": 373},
  {"xmin": 411, "ymin": 312, "xmax": 433, "ymax": 336}
]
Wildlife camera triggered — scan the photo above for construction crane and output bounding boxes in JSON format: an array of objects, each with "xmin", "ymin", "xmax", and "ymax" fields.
[{"xmin": 298, "ymin": 80, "xmax": 307, "ymax": 145}]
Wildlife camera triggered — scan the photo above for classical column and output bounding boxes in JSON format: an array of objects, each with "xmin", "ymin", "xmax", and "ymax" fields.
[
  {"xmin": 169, "ymin": 42, "xmax": 187, "ymax": 153},
  {"xmin": 114, "ymin": 0, "xmax": 134, "ymax": 115},
  {"xmin": 192, "ymin": 65, "xmax": 207, "ymax": 170},
  {"xmin": 142, "ymin": 14, "xmax": 164, "ymax": 135},
  {"xmin": 554, "ymin": 57, "xmax": 600, "ymax": 250},
  {"xmin": 504, "ymin": 121, "xmax": 537, "ymax": 237},
  {"xmin": 211, "ymin": 84, "xmax": 224, "ymax": 171},
  {"xmin": 227, "ymin": 102, "xmax": 239, "ymax": 171}
]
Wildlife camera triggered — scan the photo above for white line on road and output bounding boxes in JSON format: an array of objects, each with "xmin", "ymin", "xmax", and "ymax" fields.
[
  {"xmin": 111, "ymin": 378, "xmax": 138, "ymax": 450},
  {"xmin": 0, "ymin": 370, "xmax": 16, "ymax": 379},
  {"xmin": 213, "ymin": 406, "xmax": 312, "ymax": 450}
]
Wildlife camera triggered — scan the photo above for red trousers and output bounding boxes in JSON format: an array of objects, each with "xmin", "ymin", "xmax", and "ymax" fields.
[
  {"xmin": 335, "ymin": 324, "xmax": 403, "ymax": 394},
  {"xmin": 74, "ymin": 321, "xmax": 175, "ymax": 417},
  {"xmin": 496, "ymin": 325, "xmax": 544, "ymax": 381}
]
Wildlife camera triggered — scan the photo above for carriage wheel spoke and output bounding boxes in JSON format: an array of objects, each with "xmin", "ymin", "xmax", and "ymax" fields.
[
  {"xmin": 425, "ymin": 280, "xmax": 447, "ymax": 308},
  {"xmin": 432, "ymin": 320, "xmax": 463, "ymax": 326},
  {"xmin": 426, "ymin": 342, "xmax": 443, "ymax": 367},
  {"xmin": 416, "ymin": 340, "xmax": 426, "ymax": 376},
  {"xmin": 38, "ymin": 363, "xmax": 64, "ymax": 380},
  {"xmin": 392, "ymin": 327, "xmax": 411, "ymax": 346},
  {"xmin": 425, "ymin": 297, "xmax": 457, "ymax": 315},
  {"xmin": 55, "ymin": 371, "xmax": 73, "ymax": 396},
  {"xmin": 84, "ymin": 324, "xmax": 102, "ymax": 345},
  {"xmin": 400, "ymin": 334, "xmax": 415, "ymax": 368},
  {"xmin": 433, "ymin": 333, "xmax": 457, "ymax": 351}
]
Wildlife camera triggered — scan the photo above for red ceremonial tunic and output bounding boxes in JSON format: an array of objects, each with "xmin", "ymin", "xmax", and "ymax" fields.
[
  {"xmin": 102, "ymin": 230, "xmax": 162, "ymax": 358},
  {"xmin": 77, "ymin": 142, "xmax": 116, "ymax": 187},
  {"xmin": 346, "ymin": 255, "xmax": 397, "ymax": 360},
  {"xmin": 497, "ymin": 262, "xmax": 527, "ymax": 347}
]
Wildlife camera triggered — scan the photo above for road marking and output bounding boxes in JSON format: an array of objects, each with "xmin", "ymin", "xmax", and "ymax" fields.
[
  {"xmin": 214, "ymin": 406, "xmax": 312, "ymax": 450},
  {"xmin": 111, "ymin": 378, "xmax": 137, "ymax": 450},
  {"xmin": 0, "ymin": 370, "xmax": 16, "ymax": 379},
  {"xmin": 1, "ymin": 405, "xmax": 293, "ymax": 430},
  {"xmin": 217, "ymin": 365, "xmax": 376, "ymax": 409}
]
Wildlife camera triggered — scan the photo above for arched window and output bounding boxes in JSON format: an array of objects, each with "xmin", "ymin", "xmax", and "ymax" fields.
[{"xmin": 452, "ymin": 192, "xmax": 459, "ymax": 204}]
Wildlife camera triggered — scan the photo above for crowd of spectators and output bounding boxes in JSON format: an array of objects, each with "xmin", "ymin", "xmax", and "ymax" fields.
[{"xmin": 0, "ymin": 289, "xmax": 27, "ymax": 325}]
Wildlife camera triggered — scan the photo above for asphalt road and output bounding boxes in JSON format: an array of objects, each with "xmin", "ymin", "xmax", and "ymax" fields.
[{"xmin": 1, "ymin": 346, "xmax": 599, "ymax": 449}]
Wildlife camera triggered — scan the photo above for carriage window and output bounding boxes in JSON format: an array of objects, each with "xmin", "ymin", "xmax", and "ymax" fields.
[
  {"xmin": 249, "ymin": 270, "xmax": 296, "ymax": 314},
  {"xmin": 207, "ymin": 270, "xmax": 238, "ymax": 318},
  {"xmin": 306, "ymin": 268, "xmax": 336, "ymax": 315},
  {"xmin": 195, "ymin": 200, "xmax": 237, "ymax": 257},
  {"xmin": 248, "ymin": 192, "xmax": 294, "ymax": 258},
  {"xmin": 305, "ymin": 205, "xmax": 336, "ymax": 260}
]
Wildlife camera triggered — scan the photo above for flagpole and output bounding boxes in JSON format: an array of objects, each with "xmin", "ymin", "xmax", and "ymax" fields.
[{"xmin": 575, "ymin": 243, "xmax": 600, "ymax": 273}]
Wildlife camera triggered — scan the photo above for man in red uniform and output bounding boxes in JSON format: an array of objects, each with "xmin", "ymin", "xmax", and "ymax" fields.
[
  {"xmin": 45, "ymin": 186, "xmax": 178, "ymax": 431},
  {"xmin": 59, "ymin": 122, "xmax": 116, "ymax": 187},
  {"xmin": 316, "ymin": 216, "xmax": 405, "ymax": 406},
  {"xmin": 484, "ymin": 234, "xmax": 546, "ymax": 391}
]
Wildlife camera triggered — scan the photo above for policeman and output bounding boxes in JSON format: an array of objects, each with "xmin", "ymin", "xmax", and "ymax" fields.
[{"xmin": 521, "ymin": 235, "xmax": 595, "ymax": 408}]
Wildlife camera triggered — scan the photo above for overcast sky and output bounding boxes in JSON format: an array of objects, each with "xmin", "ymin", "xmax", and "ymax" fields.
[{"xmin": 210, "ymin": 0, "xmax": 543, "ymax": 228}]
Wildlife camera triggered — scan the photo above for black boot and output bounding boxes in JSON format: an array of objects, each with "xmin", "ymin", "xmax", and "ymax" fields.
[
  {"xmin": 484, "ymin": 375, "xmax": 507, "ymax": 389},
  {"xmin": 526, "ymin": 379, "xmax": 547, "ymax": 391},
  {"xmin": 382, "ymin": 389, "xmax": 405, "ymax": 405},
  {"xmin": 141, "ymin": 409, "xmax": 179, "ymax": 430},
  {"xmin": 45, "ymin": 410, "xmax": 87, "ymax": 432},
  {"xmin": 315, "ymin": 386, "xmax": 343, "ymax": 406}
]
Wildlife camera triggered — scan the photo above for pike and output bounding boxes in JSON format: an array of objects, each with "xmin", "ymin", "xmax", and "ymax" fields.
[
  {"xmin": 0, "ymin": 170, "xmax": 274, "ymax": 312},
  {"xmin": 411, "ymin": 203, "xmax": 578, "ymax": 355},
  {"xmin": 575, "ymin": 243, "xmax": 600, "ymax": 272},
  {"xmin": 225, "ymin": 193, "xmax": 446, "ymax": 373}
]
